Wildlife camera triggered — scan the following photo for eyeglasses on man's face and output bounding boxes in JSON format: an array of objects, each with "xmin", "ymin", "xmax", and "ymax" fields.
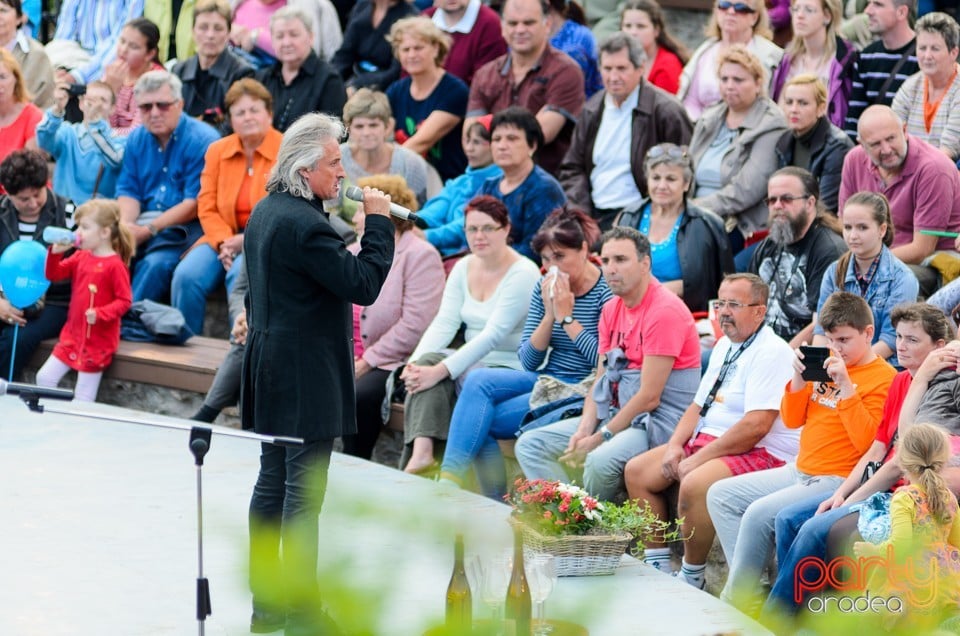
[
  {"xmin": 765, "ymin": 194, "xmax": 809, "ymax": 206},
  {"xmin": 711, "ymin": 299, "xmax": 762, "ymax": 311},
  {"xmin": 137, "ymin": 100, "xmax": 177, "ymax": 114}
]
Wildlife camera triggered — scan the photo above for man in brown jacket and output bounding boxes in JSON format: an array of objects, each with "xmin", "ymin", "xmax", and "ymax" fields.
[{"xmin": 558, "ymin": 32, "xmax": 692, "ymax": 230}]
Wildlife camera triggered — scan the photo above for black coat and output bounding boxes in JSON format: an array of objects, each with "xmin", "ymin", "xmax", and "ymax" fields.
[
  {"xmin": 616, "ymin": 200, "xmax": 734, "ymax": 313},
  {"xmin": 255, "ymin": 52, "xmax": 347, "ymax": 132},
  {"xmin": 0, "ymin": 190, "xmax": 73, "ymax": 307},
  {"xmin": 173, "ymin": 49, "xmax": 254, "ymax": 121},
  {"xmin": 775, "ymin": 116, "xmax": 854, "ymax": 214},
  {"xmin": 240, "ymin": 191, "xmax": 394, "ymax": 441}
]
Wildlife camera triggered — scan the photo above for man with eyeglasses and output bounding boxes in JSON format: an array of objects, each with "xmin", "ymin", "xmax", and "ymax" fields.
[
  {"xmin": 558, "ymin": 32, "xmax": 692, "ymax": 231},
  {"xmin": 747, "ymin": 166, "xmax": 845, "ymax": 345},
  {"xmin": 623, "ymin": 273, "xmax": 797, "ymax": 588},
  {"xmin": 115, "ymin": 70, "xmax": 219, "ymax": 304}
]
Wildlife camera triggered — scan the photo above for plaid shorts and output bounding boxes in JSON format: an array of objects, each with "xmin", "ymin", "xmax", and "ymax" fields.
[{"xmin": 683, "ymin": 433, "xmax": 786, "ymax": 476}]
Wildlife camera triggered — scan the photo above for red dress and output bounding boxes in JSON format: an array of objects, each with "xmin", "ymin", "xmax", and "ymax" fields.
[{"xmin": 45, "ymin": 250, "xmax": 132, "ymax": 372}]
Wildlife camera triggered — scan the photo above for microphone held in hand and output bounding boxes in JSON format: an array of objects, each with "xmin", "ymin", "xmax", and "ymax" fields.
[
  {"xmin": 0, "ymin": 379, "xmax": 75, "ymax": 401},
  {"xmin": 343, "ymin": 185, "xmax": 423, "ymax": 227}
]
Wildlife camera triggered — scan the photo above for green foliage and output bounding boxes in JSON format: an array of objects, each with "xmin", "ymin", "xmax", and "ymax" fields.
[{"xmin": 598, "ymin": 498, "xmax": 686, "ymax": 558}]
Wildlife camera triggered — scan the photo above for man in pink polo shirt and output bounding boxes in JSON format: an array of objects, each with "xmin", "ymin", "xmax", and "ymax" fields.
[{"xmin": 838, "ymin": 105, "xmax": 960, "ymax": 295}]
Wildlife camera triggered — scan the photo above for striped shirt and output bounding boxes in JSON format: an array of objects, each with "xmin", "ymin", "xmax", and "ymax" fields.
[
  {"xmin": 892, "ymin": 69, "xmax": 960, "ymax": 159},
  {"xmin": 844, "ymin": 38, "xmax": 919, "ymax": 138},
  {"xmin": 518, "ymin": 274, "xmax": 614, "ymax": 382},
  {"xmin": 54, "ymin": 0, "xmax": 145, "ymax": 83}
]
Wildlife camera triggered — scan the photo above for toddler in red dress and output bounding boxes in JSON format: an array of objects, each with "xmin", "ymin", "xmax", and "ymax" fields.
[{"xmin": 36, "ymin": 200, "xmax": 134, "ymax": 401}]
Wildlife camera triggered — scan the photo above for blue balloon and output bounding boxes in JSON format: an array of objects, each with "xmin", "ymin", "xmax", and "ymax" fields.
[{"xmin": 0, "ymin": 239, "xmax": 51, "ymax": 309}]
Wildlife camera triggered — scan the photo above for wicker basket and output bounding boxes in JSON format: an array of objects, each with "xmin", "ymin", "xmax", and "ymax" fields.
[{"xmin": 516, "ymin": 523, "xmax": 631, "ymax": 577}]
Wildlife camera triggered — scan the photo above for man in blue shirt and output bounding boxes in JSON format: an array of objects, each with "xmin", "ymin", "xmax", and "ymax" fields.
[{"xmin": 115, "ymin": 70, "xmax": 219, "ymax": 303}]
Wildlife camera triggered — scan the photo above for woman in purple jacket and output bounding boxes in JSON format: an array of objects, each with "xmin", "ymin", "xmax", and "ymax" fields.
[
  {"xmin": 769, "ymin": 0, "xmax": 856, "ymax": 129},
  {"xmin": 342, "ymin": 173, "xmax": 446, "ymax": 460}
]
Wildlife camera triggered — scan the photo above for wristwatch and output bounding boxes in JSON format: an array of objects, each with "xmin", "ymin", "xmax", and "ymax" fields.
[
  {"xmin": 599, "ymin": 425, "xmax": 614, "ymax": 442},
  {"xmin": 146, "ymin": 223, "xmax": 159, "ymax": 238},
  {"xmin": 558, "ymin": 315, "xmax": 574, "ymax": 326}
]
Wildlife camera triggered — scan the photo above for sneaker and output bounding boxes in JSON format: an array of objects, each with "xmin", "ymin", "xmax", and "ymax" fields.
[
  {"xmin": 644, "ymin": 559, "xmax": 675, "ymax": 575},
  {"xmin": 674, "ymin": 569, "xmax": 706, "ymax": 590}
]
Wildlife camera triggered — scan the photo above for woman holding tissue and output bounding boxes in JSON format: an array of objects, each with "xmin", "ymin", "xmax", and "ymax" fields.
[{"xmin": 437, "ymin": 208, "xmax": 613, "ymax": 498}]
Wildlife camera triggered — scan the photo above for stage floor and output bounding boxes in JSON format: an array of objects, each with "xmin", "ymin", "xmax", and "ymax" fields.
[{"xmin": 0, "ymin": 396, "xmax": 768, "ymax": 635}]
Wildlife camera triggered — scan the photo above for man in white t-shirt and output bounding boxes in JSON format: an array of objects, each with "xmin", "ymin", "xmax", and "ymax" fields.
[{"xmin": 623, "ymin": 273, "xmax": 798, "ymax": 589}]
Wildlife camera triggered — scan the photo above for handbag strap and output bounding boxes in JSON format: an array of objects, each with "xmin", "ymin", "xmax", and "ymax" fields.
[
  {"xmin": 90, "ymin": 164, "xmax": 105, "ymax": 199},
  {"xmin": 873, "ymin": 41, "xmax": 916, "ymax": 106}
]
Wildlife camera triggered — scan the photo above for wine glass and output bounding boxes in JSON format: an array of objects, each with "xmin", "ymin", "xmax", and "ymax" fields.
[
  {"xmin": 525, "ymin": 553, "xmax": 557, "ymax": 635},
  {"xmin": 479, "ymin": 553, "xmax": 512, "ymax": 627}
]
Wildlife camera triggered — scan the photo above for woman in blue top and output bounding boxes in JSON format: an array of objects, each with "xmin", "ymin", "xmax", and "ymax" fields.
[
  {"xmin": 546, "ymin": 0, "xmax": 602, "ymax": 97},
  {"xmin": 439, "ymin": 208, "xmax": 613, "ymax": 498},
  {"xmin": 419, "ymin": 115, "xmax": 501, "ymax": 257},
  {"xmin": 478, "ymin": 107, "xmax": 567, "ymax": 263},
  {"xmin": 615, "ymin": 143, "xmax": 733, "ymax": 313},
  {"xmin": 385, "ymin": 16, "xmax": 468, "ymax": 182},
  {"xmin": 810, "ymin": 192, "xmax": 918, "ymax": 362}
]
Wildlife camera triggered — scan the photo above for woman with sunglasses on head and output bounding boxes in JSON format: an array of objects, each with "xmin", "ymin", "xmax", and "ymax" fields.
[
  {"xmin": 103, "ymin": 18, "xmax": 164, "ymax": 136},
  {"xmin": 679, "ymin": 0, "xmax": 782, "ymax": 120},
  {"xmin": 688, "ymin": 46, "xmax": 788, "ymax": 255},
  {"xmin": 615, "ymin": 143, "xmax": 734, "ymax": 313},
  {"xmin": 774, "ymin": 74, "xmax": 853, "ymax": 214},
  {"xmin": 769, "ymin": 0, "xmax": 855, "ymax": 129}
]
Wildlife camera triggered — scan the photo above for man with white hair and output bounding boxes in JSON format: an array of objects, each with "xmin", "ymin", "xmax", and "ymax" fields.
[
  {"xmin": 115, "ymin": 70, "xmax": 220, "ymax": 303},
  {"xmin": 244, "ymin": 112, "xmax": 394, "ymax": 634}
]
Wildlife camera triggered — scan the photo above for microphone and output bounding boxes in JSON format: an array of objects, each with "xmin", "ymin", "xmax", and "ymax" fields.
[
  {"xmin": 0, "ymin": 379, "xmax": 75, "ymax": 401},
  {"xmin": 344, "ymin": 185, "xmax": 422, "ymax": 225}
]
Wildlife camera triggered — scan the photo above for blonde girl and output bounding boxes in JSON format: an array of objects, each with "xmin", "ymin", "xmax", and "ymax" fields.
[
  {"xmin": 36, "ymin": 200, "xmax": 134, "ymax": 401},
  {"xmin": 855, "ymin": 423, "xmax": 960, "ymax": 627}
]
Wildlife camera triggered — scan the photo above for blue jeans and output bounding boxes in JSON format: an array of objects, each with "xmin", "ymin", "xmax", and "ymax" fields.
[
  {"xmin": 706, "ymin": 464, "xmax": 844, "ymax": 611},
  {"xmin": 440, "ymin": 368, "xmax": 539, "ymax": 498},
  {"xmin": 248, "ymin": 439, "xmax": 334, "ymax": 613},
  {"xmin": 170, "ymin": 244, "xmax": 242, "ymax": 335},
  {"xmin": 131, "ymin": 222, "xmax": 203, "ymax": 303},
  {"xmin": 761, "ymin": 493, "xmax": 855, "ymax": 616},
  {"xmin": 0, "ymin": 304, "xmax": 67, "ymax": 380}
]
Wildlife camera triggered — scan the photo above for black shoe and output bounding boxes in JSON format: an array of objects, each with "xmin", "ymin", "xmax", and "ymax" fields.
[{"xmin": 250, "ymin": 608, "xmax": 286, "ymax": 633}]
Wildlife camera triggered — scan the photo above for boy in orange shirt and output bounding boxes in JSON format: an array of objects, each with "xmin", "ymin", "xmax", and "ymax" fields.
[{"xmin": 706, "ymin": 291, "xmax": 896, "ymax": 614}]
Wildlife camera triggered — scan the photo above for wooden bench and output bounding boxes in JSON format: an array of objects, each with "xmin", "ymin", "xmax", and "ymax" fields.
[{"xmin": 28, "ymin": 336, "xmax": 231, "ymax": 394}]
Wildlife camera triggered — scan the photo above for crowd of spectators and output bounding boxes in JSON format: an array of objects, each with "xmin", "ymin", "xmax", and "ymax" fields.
[{"xmin": 4, "ymin": 0, "xmax": 960, "ymax": 628}]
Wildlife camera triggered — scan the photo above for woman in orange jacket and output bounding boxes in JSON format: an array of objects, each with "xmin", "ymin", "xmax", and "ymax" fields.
[{"xmin": 171, "ymin": 77, "xmax": 282, "ymax": 335}]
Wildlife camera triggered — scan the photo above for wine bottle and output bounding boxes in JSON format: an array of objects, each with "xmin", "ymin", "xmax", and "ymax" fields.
[
  {"xmin": 446, "ymin": 534, "xmax": 471, "ymax": 632},
  {"xmin": 504, "ymin": 527, "xmax": 531, "ymax": 636}
]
